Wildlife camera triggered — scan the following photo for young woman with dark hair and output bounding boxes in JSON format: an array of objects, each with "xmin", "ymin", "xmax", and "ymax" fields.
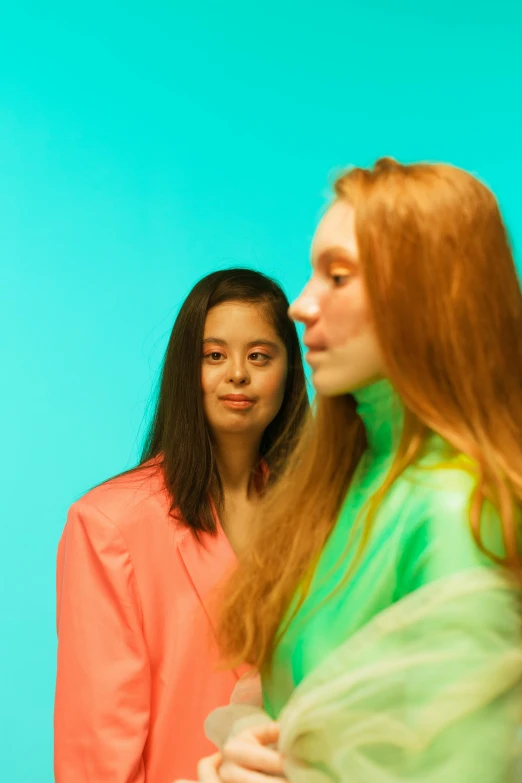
[{"xmin": 54, "ymin": 268, "xmax": 308, "ymax": 783}]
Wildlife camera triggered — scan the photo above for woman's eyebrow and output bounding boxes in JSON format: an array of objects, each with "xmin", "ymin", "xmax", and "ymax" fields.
[
  {"xmin": 202, "ymin": 337, "xmax": 281, "ymax": 350},
  {"xmin": 202, "ymin": 337, "xmax": 227, "ymax": 345},
  {"xmin": 316, "ymin": 246, "xmax": 357, "ymax": 267},
  {"xmin": 246, "ymin": 340, "xmax": 280, "ymax": 350}
]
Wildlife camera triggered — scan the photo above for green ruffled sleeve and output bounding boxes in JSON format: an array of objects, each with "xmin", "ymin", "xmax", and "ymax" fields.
[
  {"xmin": 206, "ymin": 569, "xmax": 522, "ymax": 782},
  {"xmin": 278, "ymin": 567, "xmax": 522, "ymax": 783}
]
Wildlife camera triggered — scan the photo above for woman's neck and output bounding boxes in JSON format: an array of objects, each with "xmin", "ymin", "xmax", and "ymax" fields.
[
  {"xmin": 352, "ymin": 378, "xmax": 403, "ymax": 458},
  {"xmin": 214, "ymin": 434, "xmax": 262, "ymax": 554},
  {"xmin": 214, "ymin": 434, "xmax": 262, "ymax": 498}
]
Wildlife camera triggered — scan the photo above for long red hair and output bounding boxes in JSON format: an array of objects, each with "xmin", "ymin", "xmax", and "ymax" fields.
[{"xmin": 217, "ymin": 158, "xmax": 522, "ymax": 671}]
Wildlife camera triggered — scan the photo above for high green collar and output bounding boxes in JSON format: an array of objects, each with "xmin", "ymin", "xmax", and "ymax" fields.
[{"xmin": 352, "ymin": 379, "xmax": 403, "ymax": 458}]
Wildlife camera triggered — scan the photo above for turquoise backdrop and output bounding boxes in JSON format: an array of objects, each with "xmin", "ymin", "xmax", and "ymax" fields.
[{"xmin": 1, "ymin": 1, "xmax": 521, "ymax": 780}]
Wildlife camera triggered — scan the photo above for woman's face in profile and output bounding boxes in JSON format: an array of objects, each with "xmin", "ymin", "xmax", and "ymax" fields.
[
  {"xmin": 290, "ymin": 199, "xmax": 384, "ymax": 396},
  {"xmin": 201, "ymin": 301, "xmax": 288, "ymax": 440}
]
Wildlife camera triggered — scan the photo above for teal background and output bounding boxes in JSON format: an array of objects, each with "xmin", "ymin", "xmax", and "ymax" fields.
[{"xmin": 1, "ymin": 1, "xmax": 521, "ymax": 779}]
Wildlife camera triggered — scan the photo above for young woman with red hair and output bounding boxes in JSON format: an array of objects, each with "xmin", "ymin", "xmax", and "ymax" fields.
[{"xmin": 190, "ymin": 159, "xmax": 522, "ymax": 782}]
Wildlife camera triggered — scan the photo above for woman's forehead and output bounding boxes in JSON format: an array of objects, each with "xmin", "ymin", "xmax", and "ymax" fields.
[
  {"xmin": 204, "ymin": 303, "xmax": 282, "ymax": 342},
  {"xmin": 311, "ymin": 201, "xmax": 357, "ymax": 264}
]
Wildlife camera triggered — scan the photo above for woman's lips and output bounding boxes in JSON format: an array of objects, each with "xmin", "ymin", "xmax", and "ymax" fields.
[
  {"xmin": 304, "ymin": 340, "xmax": 326, "ymax": 352},
  {"xmin": 304, "ymin": 343, "xmax": 326, "ymax": 365},
  {"xmin": 219, "ymin": 395, "xmax": 256, "ymax": 409}
]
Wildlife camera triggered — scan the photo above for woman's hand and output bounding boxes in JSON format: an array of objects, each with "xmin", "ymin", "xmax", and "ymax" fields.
[
  {"xmin": 193, "ymin": 752, "xmax": 221, "ymax": 782},
  {"xmin": 197, "ymin": 723, "xmax": 287, "ymax": 782}
]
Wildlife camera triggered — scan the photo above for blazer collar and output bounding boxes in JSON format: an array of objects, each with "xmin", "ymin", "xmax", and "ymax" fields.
[{"xmin": 178, "ymin": 518, "xmax": 251, "ymax": 679}]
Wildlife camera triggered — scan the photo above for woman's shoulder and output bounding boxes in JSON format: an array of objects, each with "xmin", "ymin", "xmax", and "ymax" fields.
[
  {"xmin": 68, "ymin": 458, "xmax": 184, "ymax": 540},
  {"xmin": 395, "ymin": 456, "xmax": 505, "ymax": 589},
  {"xmin": 405, "ymin": 452, "xmax": 479, "ymax": 514}
]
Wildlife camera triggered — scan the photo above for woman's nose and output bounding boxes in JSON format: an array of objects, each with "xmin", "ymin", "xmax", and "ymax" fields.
[
  {"xmin": 289, "ymin": 289, "xmax": 320, "ymax": 325},
  {"xmin": 227, "ymin": 360, "xmax": 250, "ymax": 384}
]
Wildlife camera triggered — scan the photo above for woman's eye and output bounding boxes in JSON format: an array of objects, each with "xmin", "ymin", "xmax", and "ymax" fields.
[
  {"xmin": 331, "ymin": 273, "xmax": 351, "ymax": 287},
  {"xmin": 204, "ymin": 351, "xmax": 224, "ymax": 361},
  {"xmin": 249, "ymin": 352, "xmax": 270, "ymax": 362}
]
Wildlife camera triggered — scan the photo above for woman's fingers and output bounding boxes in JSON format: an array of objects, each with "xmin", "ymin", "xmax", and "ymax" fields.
[
  {"xmin": 193, "ymin": 722, "xmax": 287, "ymax": 782},
  {"xmin": 218, "ymin": 723, "xmax": 285, "ymax": 780},
  {"xmin": 219, "ymin": 760, "xmax": 287, "ymax": 783},
  {"xmin": 245, "ymin": 723, "xmax": 281, "ymax": 747},
  {"xmin": 222, "ymin": 736, "xmax": 285, "ymax": 776},
  {"xmin": 196, "ymin": 752, "xmax": 223, "ymax": 782}
]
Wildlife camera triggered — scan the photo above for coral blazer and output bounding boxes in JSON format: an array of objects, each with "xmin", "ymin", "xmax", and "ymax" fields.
[{"xmin": 55, "ymin": 463, "xmax": 246, "ymax": 782}]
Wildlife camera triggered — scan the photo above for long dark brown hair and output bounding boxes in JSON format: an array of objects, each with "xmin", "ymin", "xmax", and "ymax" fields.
[{"xmin": 140, "ymin": 268, "xmax": 308, "ymax": 534}]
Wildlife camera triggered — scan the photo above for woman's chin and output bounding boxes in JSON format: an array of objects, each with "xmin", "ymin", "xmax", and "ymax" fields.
[
  {"xmin": 311, "ymin": 368, "xmax": 348, "ymax": 397},
  {"xmin": 312, "ymin": 368, "xmax": 372, "ymax": 397}
]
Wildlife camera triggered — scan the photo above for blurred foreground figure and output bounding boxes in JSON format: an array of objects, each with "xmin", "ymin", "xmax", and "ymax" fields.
[{"xmin": 193, "ymin": 159, "xmax": 522, "ymax": 783}]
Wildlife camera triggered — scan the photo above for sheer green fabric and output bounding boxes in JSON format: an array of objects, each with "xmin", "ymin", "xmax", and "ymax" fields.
[
  {"xmin": 205, "ymin": 381, "xmax": 522, "ymax": 779},
  {"xmin": 206, "ymin": 569, "xmax": 522, "ymax": 781}
]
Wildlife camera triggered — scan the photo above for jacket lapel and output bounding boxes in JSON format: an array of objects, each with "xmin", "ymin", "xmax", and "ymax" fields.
[{"xmin": 178, "ymin": 523, "xmax": 251, "ymax": 678}]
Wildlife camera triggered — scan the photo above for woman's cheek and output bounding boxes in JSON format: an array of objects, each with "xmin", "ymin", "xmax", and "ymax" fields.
[
  {"xmin": 201, "ymin": 365, "xmax": 219, "ymax": 394},
  {"xmin": 327, "ymin": 289, "xmax": 372, "ymax": 346},
  {"xmin": 259, "ymin": 364, "xmax": 287, "ymax": 403}
]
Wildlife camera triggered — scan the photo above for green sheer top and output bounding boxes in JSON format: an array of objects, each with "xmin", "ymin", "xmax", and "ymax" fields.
[{"xmin": 205, "ymin": 380, "xmax": 522, "ymax": 781}]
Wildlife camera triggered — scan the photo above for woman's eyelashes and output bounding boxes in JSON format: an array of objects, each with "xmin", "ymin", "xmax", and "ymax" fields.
[
  {"xmin": 329, "ymin": 266, "xmax": 354, "ymax": 287},
  {"xmin": 203, "ymin": 351, "xmax": 225, "ymax": 362},
  {"xmin": 202, "ymin": 350, "xmax": 272, "ymax": 364},
  {"xmin": 248, "ymin": 351, "xmax": 271, "ymax": 364}
]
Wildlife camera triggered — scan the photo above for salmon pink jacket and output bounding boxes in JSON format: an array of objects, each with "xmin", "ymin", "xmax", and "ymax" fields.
[{"xmin": 55, "ymin": 462, "xmax": 248, "ymax": 782}]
